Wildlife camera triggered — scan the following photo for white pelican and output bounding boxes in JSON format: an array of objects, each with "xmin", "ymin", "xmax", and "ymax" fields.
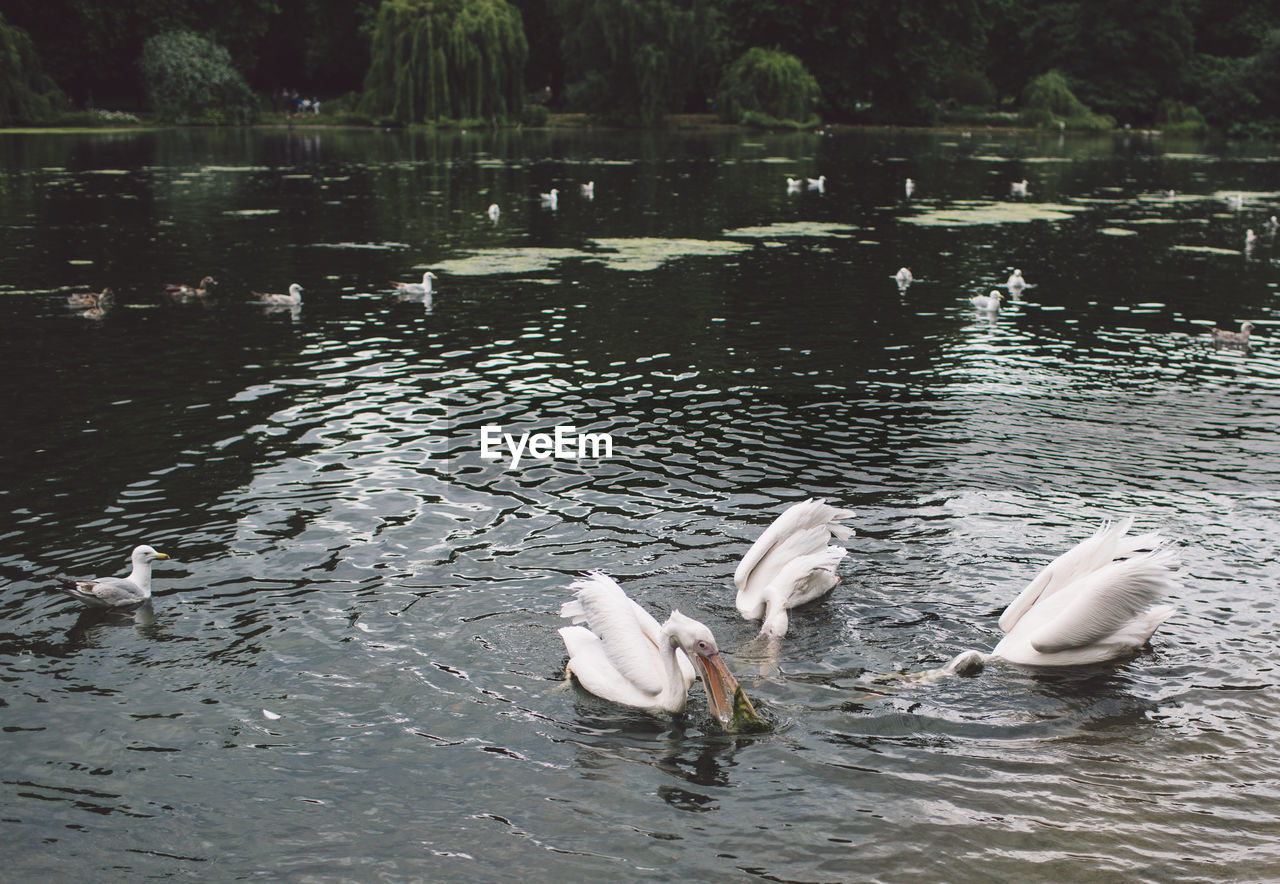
[
  {"xmin": 393, "ymin": 271, "xmax": 436, "ymax": 295},
  {"xmin": 66, "ymin": 287, "xmax": 113, "ymax": 309},
  {"xmin": 895, "ymin": 267, "xmax": 913, "ymax": 290},
  {"xmin": 539, "ymin": 188, "xmax": 558, "ymax": 210},
  {"xmin": 733, "ymin": 498, "xmax": 855, "ymax": 638},
  {"xmin": 1210, "ymin": 320, "xmax": 1254, "ymax": 347},
  {"xmin": 946, "ymin": 519, "xmax": 1177, "ymax": 673},
  {"xmin": 53, "ymin": 545, "xmax": 170, "ymax": 609},
  {"xmin": 580, "ymin": 181, "xmax": 595, "ymax": 199},
  {"xmin": 807, "ymin": 175, "xmax": 826, "ymax": 193},
  {"xmin": 970, "ymin": 290, "xmax": 1002, "ymax": 312},
  {"xmin": 905, "ymin": 178, "xmax": 915, "ymax": 198},
  {"xmin": 559, "ymin": 572, "xmax": 743, "ymax": 723},
  {"xmin": 786, "ymin": 176, "xmax": 803, "ymax": 192},
  {"xmin": 487, "ymin": 203, "xmax": 500, "ymax": 222},
  {"xmin": 1010, "ymin": 179, "xmax": 1029, "ymax": 197},
  {"xmin": 1006, "ymin": 268, "xmax": 1026, "ymax": 292},
  {"xmin": 164, "ymin": 276, "xmax": 216, "ymax": 302},
  {"xmin": 252, "ymin": 283, "xmax": 303, "ymax": 306}
]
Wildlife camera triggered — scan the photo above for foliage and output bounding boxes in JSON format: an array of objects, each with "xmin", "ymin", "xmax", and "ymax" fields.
[
  {"xmin": 551, "ymin": 0, "xmax": 726, "ymax": 125},
  {"xmin": 1156, "ymin": 100, "xmax": 1207, "ymax": 134},
  {"xmin": 0, "ymin": 12, "xmax": 65, "ymax": 124},
  {"xmin": 140, "ymin": 31, "xmax": 257, "ymax": 124},
  {"xmin": 361, "ymin": 0, "xmax": 527, "ymax": 123},
  {"xmin": 716, "ymin": 47, "xmax": 818, "ymax": 127},
  {"xmin": 1020, "ymin": 70, "xmax": 1113, "ymax": 130},
  {"xmin": 520, "ymin": 102, "xmax": 550, "ymax": 126}
]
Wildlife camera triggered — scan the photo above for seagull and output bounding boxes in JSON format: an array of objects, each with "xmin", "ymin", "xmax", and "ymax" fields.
[
  {"xmin": 1245, "ymin": 229, "xmax": 1258, "ymax": 249},
  {"xmin": 1006, "ymin": 268, "xmax": 1026, "ymax": 292},
  {"xmin": 66, "ymin": 288, "xmax": 113, "ymax": 309},
  {"xmin": 53, "ymin": 545, "xmax": 171, "ymax": 609},
  {"xmin": 905, "ymin": 178, "xmax": 915, "ymax": 199},
  {"xmin": 1266, "ymin": 215, "xmax": 1279, "ymax": 233},
  {"xmin": 1010, "ymin": 179, "xmax": 1029, "ymax": 198},
  {"xmin": 895, "ymin": 267, "xmax": 914, "ymax": 291},
  {"xmin": 251, "ymin": 283, "xmax": 303, "ymax": 306},
  {"xmin": 558, "ymin": 572, "xmax": 747, "ymax": 724},
  {"xmin": 1210, "ymin": 320, "xmax": 1254, "ymax": 347},
  {"xmin": 580, "ymin": 181, "xmax": 595, "ymax": 199},
  {"xmin": 970, "ymin": 290, "xmax": 1002, "ymax": 312},
  {"xmin": 786, "ymin": 177, "xmax": 803, "ymax": 193},
  {"xmin": 807, "ymin": 175, "xmax": 826, "ymax": 193},
  {"xmin": 539, "ymin": 188, "xmax": 558, "ymax": 210},
  {"xmin": 944, "ymin": 519, "xmax": 1177, "ymax": 673},
  {"xmin": 393, "ymin": 271, "xmax": 436, "ymax": 295},
  {"xmin": 164, "ymin": 276, "xmax": 217, "ymax": 302},
  {"xmin": 487, "ymin": 203, "xmax": 500, "ymax": 222},
  {"xmin": 733, "ymin": 498, "xmax": 856, "ymax": 638}
]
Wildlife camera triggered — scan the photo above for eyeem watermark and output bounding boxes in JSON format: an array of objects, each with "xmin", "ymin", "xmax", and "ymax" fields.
[{"xmin": 481, "ymin": 425, "xmax": 614, "ymax": 468}]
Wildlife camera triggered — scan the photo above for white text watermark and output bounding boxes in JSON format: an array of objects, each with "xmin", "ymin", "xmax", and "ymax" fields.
[{"xmin": 480, "ymin": 425, "xmax": 614, "ymax": 468}]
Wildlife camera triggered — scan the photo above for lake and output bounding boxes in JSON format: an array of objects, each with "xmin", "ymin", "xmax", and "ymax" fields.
[{"xmin": 1, "ymin": 124, "xmax": 1277, "ymax": 881}]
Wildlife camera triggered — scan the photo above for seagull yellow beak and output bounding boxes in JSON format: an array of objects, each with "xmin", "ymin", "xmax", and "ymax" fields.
[{"xmin": 154, "ymin": 552, "xmax": 170, "ymax": 560}]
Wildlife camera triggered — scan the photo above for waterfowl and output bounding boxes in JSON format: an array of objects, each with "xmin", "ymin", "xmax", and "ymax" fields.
[
  {"xmin": 786, "ymin": 177, "xmax": 803, "ymax": 192},
  {"xmin": 487, "ymin": 203, "xmax": 500, "ymax": 222},
  {"xmin": 53, "ymin": 545, "xmax": 171, "ymax": 609},
  {"xmin": 66, "ymin": 287, "xmax": 112, "ymax": 309},
  {"xmin": 1006, "ymin": 268, "xmax": 1026, "ymax": 291},
  {"xmin": 1010, "ymin": 179, "xmax": 1029, "ymax": 197},
  {"xmin": 905, "ymin": 178, "xmax": 915, "ymax": 199},
  {"xmin": 970, "ymin": 290, "xmax": 1002, "ymax": 312},
  {"xmin": 580, "ymin": 181, "xmax": 595, "ymax": 199},
  {"xmin": 1210, "ymin": 320, "xmax": 1254, "ymax": 347},
  {"xmin": 165, "ymin": 276, "xmax": 217, "ymax": 301},
  {"xmin": 393, "ymin": 271, "xmax": 436, "ymax": 295},
  {"xmin": 733, "ymin": 498, "xmax": 856, "ymax": 638},
  {"xmin": 807, "ymin": 175, "xmax": 826, "ymax": 193},
  {"xmin": 945, "ymin": 519, "xmax": 1177, "ymax": 673},
  {"xmin": 559, "ymin": 572, "xmax": 745, "ymax": 724},
  {"xmin": 895, "ymin": 267, "xmax": 914, "ymax": 290},
  {"xmin": 1245, "ymin": 229, "xmax": 1258, "ymax": 249},
  {"xmin": 539, "ymin": 188, "xmax": 558, "ymax": 210},
  {"xmin": 1266, "ymin": 215, "xmax": 1279, "ymax": 233},
  {"xmin": 252, "ymin": 283, "xmax": 303, "ymax": 306}
]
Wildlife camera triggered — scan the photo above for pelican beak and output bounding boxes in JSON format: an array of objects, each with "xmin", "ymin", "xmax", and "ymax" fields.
[{"xmin": 693, "ymin": 650, "xmax": 744, "ymax": 727}]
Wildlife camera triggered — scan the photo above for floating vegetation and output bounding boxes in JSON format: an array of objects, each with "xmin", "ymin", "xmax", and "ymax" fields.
[
  {"xmin": 224, "ymin": 208, "xmax": 281, "ymax": 216},
  {"xmin": 724, "ymin": 221, "xmax": 858, "ymax": 238},
  {"xmin": 586, "ymin": 237, "xmax": 752, "ymax": 272},
  {"xmin": 901, "ymin": 200, "xmax": 1087, "ymax": 227},
  {"xmin": 434, "ymin": 247, "xmax": 582, "ymax": 276},
  {"xmin": 1171, "ymin": 244, "xmax": 1241, "ymax": 255},
  {"xmin": 1098, "ymin": 227, "xmax": 1138, "ymax": 236},
  {"xmin": 311, "ymin": 241, "xmax": 410, "ymax": 251}
]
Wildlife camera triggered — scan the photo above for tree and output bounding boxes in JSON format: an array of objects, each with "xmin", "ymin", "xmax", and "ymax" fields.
[
  {"xmin": 551, "ymin": 0, "xmax": 726, "ymax": 124},
  {"xmin": 0, "ymin": 12, "xmax": 65, "ymax": 124},
  {"xmin": 717, "ymin": 48, "xmax": 818, "ymax": 126},
  {"xmin": 140, "ymin": 30, "xmax": 257, "ymax": 124},
  {"xmin": 361, "ymin": 0, "xmax": 528, "ymax": 123}
]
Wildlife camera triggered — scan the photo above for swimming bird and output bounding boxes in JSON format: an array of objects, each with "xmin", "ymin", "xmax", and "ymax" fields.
[
  {"xmin": 895, "ymin": 267, "xmax": 914, "ymax": 290},
  {"xmin": 487, "ymin": 203, "xmax": 500, "ymax": 222},
  {"xmin": 970, "ymin": 290, "xmax": 1002, "ymax": 312},
  {"xmin": 53, "ymin": 544, "xmax": 171, "ymax": 609},
  {"xmin": 905, "ymin": 178, "xmax": 915, "ymax": 199},
  {"xmin": 733, "ymin": 498, "xmax": 856, "ymax": 638},
  {"xmin": 786, "ymin": 177, "xmax": 803, "ymax": 192},
  {"xmin": 945, "ymin": 519, "xmax": 1177, "ymax": 673},
  {"xmin": 66, "ymin": 288, "xmax": 113, "ymax": 309},
  {"xmin": 580, "ymin": 181, "xmax": 595, "ymax": 199},
  {"xmin": 1245, "ymin": 229, "xmax": 1258, "ymax": 249},
  {"xmin": 1210, "ymin": 320, "xmax": 1254, "ymax": 347},
  {"xmin": 1010, "ymin": 179, "xmax": 1029, "ymax": 198},
  {"xmin": 1006, "ymin": 268, "xmax": 1026, "ymax": 292},
  {"xmin": 164, "ymin": 276, "xmax": 217, "ymax": 302},
  {"xmin": 393, "ymin": 271, "xmax": 436, "ymax": 295},
  {"xmin": 559, "ymin": 572, "xmax": 744, "ymax": 723},
  {"xmin": 539, "ymin": 188, "xmax": 558, "ymax": 210},
  {"xmin": 807, "ymin": 175, "xmax": 826, "ymax": 193},
  {"xmin": 251, "ymin": 283, "xmax": 303, "ymax": 306},
  {"xmin": 1266, "ymin": 215, "xmax": 1279, "ymax": 233}
]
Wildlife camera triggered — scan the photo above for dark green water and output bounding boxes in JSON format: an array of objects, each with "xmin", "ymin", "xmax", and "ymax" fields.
[{"xmin": 1, "ymin": 126, "xmax": 1277, "ymax": 881}]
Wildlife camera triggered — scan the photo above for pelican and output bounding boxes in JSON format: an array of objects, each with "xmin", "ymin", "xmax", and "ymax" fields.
[
  {"xmin": 165, "ymin": 276, "xmax": 216, "ymax": 302},
  {"xmin": 1006, "ymin": 268, "xmax": 1026, "ymax": 292},
  {"xmin": 1010, "ymin": 179, "xmax": 1029, "ymax": 198},
  {"xmin": 905, "ymin": 178, "xmax": 915, "ymax": 199},
  {"xmin": 733, "ymin": 498, "xmax": 856, "ymax": 638},
  {"xmin": 580, "ymin": 181, "xmax": 595, "ymax": 199},
  {"xmin": 895, "ymin": 267, "xmax": 914, "ymax": 290},
  {"xmin": 786, "ymin": 177, "xmax": 803, "ymax": 192},
  {"xmin": 970, "ymin": 290, "xmax": 1002, "ymax": 312},
  {"xmin": 252, "ymin": 283, "xmax": 303, "ymax": 306},
  {"xmin": 559, "ymin": 572, "xmax": 744, "ymax": 724},
  {"xmin": 1210, "ymin": 320, "xmax": 1254, "ymax": 347},
  {"xmin": 807, "ymin": 175, "xmax": 826, "ymax": 193},
  {"xmin": 66, "ymin": 287, "xmax": 112, "ymax": 309},
  {"xmin": 945, "ymin": 519, "xmax": 1177, "ymax": 673},
  {"xmin": 393, "ymin": 271, "xmax": 436, "ymax": 295},
  {"xmin": 53, "ymin": 545, "xmax": 171, "ymax": 609},
  {"xmin": 487, "ymin": 203, "xmax": 500, "ymax": 222},
  {"xmin": 539, "ymin": 188, "xmax": 558, "ymax": 210}
]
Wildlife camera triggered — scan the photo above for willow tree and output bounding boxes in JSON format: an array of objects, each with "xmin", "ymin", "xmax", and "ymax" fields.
[
  {"xmin": 717, "ymin": 48, "xmax": 819, "ymax": 127},
  {"xmin": 362, "ymin": 0, "xmax": 528, "ymax": 123},
  {"xmin": 0, "ymin": 12, "xmax": 64, "ymax": 125}
]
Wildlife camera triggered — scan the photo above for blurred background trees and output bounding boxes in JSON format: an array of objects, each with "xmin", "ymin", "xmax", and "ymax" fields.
[{"xmin": 1, "ymin": 0, "xmax": 1279, "ymax": 131}]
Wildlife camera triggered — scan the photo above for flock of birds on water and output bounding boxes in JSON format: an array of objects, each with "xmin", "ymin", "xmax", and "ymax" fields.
[{"xmin": 52, "ymin": 498, "xmax": 1181, "ymax": 731}]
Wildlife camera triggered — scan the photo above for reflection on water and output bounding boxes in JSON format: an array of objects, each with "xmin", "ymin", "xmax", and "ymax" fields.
[{"xmin": 1, "ymin": 127, "xmax": 1279, "ymax": 880}]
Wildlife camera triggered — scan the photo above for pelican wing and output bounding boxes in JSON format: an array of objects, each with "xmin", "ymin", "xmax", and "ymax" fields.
[
  {"xmin": 734, "ymin": 499, "xmax": 855, "ymax": 592},
  {"xmin": 561, "ymin": 573, "xmax": 665, "ymax": 696},
  {"xmin": 1026, "ymin": 552, "xmax": 1178, "ymax": 654},
  {"xmin": 765, "ymin": 545, "xmax": 846, "ymax": 609}
]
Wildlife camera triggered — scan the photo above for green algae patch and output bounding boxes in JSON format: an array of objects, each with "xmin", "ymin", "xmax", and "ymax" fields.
[
  {"xmin": 585, "ymin": 237, "xmax": 752, "ymax": 271},
  {"xmin": 1098, "ymin": 227, "xmax": 1139, "ymax": 237},
  {"xmin": 433, "ymin": 247, "xmax": 584, "ymax": 276},
  {"xmin": 723, "ymin": 221, "xmax": 858, "ymax": 238},
  {"xmin": 1170, "ymin": 244, "xmax": 1242, "ymax": 255},
  {"xmin": 901, "ymin": 200, "xmax": 1087, "ymax": 227}
]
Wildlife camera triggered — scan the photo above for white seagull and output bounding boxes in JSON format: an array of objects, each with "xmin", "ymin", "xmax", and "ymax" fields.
[
  {"xmin": 946, "ymin": 519, "xmax": 1177, "ymax": 673},
  {"xmin": 252, "ymin": 283, "xmax": 303, "ymax": 306},
  {"xmin": 733, "ymin": 498, "xmax": 856, "ymax": 638},
  {"xmin": 393, "ymin": 271, "xmax": 436, "ymax": 295},
  {"xmin": 539, "ymin": 188, "xmax": 559, "ymax": 210},
  {"xmin": 559, "ymin": 572, "xmax": 745, "ymax": 723},
  {"xmin": 905, "ymin": 178, "xmax": 915, "ymax": 199},
  {"xmin": 487, "ymin": 203, "xmax": 500, "ymax": 222},
  {"xmin": 895, "ymin": 267, "xmax": 914, "ymax": 290},
  {"xmin": 970, "ymin": 290, "xmax": 1002, "ymax": 312},
  {"xmin": 1245, "ymin": 229, "xmax": 1258, "ymax": 249},
  {"xmin": 580, "ymin": 181, "xmax": 595, "ymax": 199},
  {"xmin": 53, "ymin": 545, "xmax": 171, "ymax": 609},
  {"xmin": 786, "ymin": 177, "xmax": 803, "ymax": 193},
  {"xmin": 1006, "ymin": 268, "xmax": 1026, "ymax": 292},
  {"xmin": 1210, "ymin": 320, "xmax": 1254, "ymax": 347},
  {"xmin": 1010, "ymin": 179, "xmax": 1029, "ymax": 198},
  {"xmin": 807, "ymin": 175, "xmax": 826, "ymax": 193}
]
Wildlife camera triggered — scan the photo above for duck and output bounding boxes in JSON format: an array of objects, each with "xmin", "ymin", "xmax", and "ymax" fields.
[
  {"xmin": 895, "ymin": 267, "xmax": 914, "ymax": 290},
  {"xmin": 1006, "ymin": 268, "xmax": 1026, "ymax": 292},
  {"xmin": 945, "ymin": 519, "xmax": 1177, "ymax": 673},
  {"xmin": 807, "ymin": 175, "xmax": 826, "ymax": 193},
  {"xmin": 558, "ymin": 572, "xmax": 748, "ymax": 725},
  {"xmin": 251, "ymin": 283, "xmax": 303, "ymax": 307},
  {"xmin": 539, "ymin": 188, "xmax": 559, "ymax": 210},
  {"xmin": 1010, "ymin": 179, "xmax": 1029, "ymax": 198},
  {"xmin": 580, "ymin": 181, "xmax": 595, "ymax": 199},
  {"xmin": 1210, "ymin": 320, "xmax": 1254, "ymax": 347},
  {"xmin": 487, "ymin": 203, "xmax": 500, "ymax": 222},
  {"xmin": 53, "ymin": 544, "xmax": 171, "ymax": 609},
  {"xmin": 733, "ymin": 498, "xmax": 856, "ymax": 638},
  {"xmin": 66, "ymin": 287, "xmax": 113, "ymax": 309},
  {"xmin": 970, "ymin": 290, "xmax": 1002, "ymax": 312},
  {"xmin": 164, "ymin": 276, "xmax": 217, "ymax": 302},
  {"xmin": 393, "ymin": 271, "xmax": 436, "ymax": 296}
]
